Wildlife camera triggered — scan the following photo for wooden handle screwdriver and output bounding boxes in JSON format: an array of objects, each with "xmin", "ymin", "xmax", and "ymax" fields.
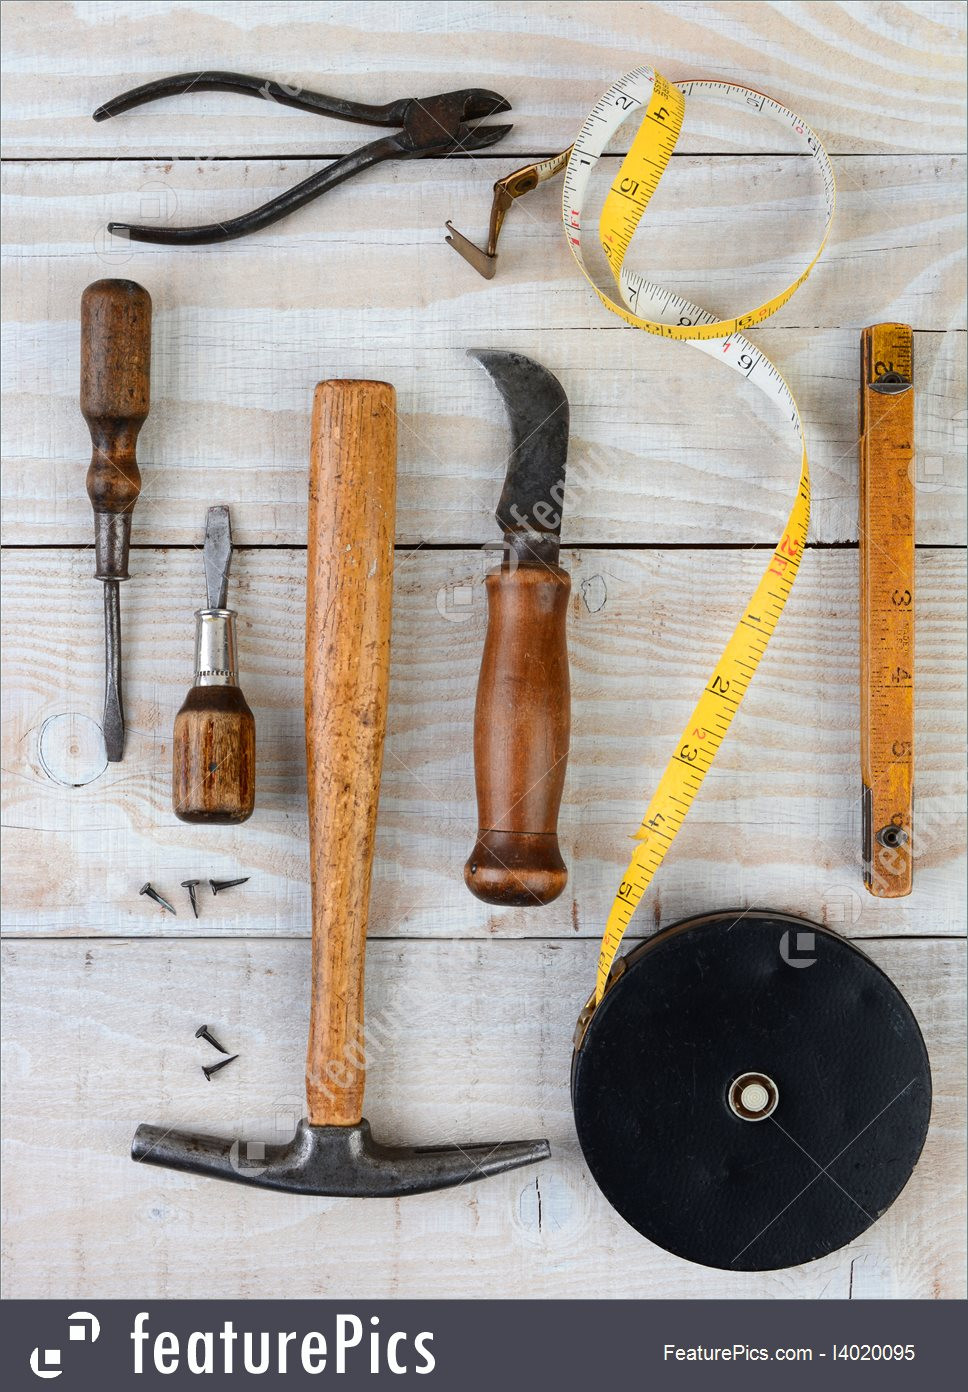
[
  {"xmin": 80, "ymin": 279, "xmax": 151, "ymax": 761},
  {"xmin": 172, "ymin": 506, "xmax": 255, "ymax": 824}
]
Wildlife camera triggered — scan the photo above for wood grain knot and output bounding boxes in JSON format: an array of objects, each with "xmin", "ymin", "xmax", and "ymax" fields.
[
  {"xmin": 514, "ymin": 1170, "xmax": 584, "ymax": 1244},
  {"xmin": 38, "ymin": 713, "xmax": 108, "ymax": 785}
]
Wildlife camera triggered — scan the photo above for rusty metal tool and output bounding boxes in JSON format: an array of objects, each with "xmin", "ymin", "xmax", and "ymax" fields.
[
  {"xmin": 172, "ymin": 506, "xmax": 255, "ymax": 824},
  {"xmin": 140, "ymin": 883, "xmax": 175, "ymax": 915},
  {"xmin": 446, "ymin": 152, "xmax": 571, "ymax": 278},
  {"xmin": 464, "ymin": 351, "xmax": 571, "ymax": 908},
  {"xmin": 195, "ymin": 1025, "xmax": 229, "ymax": 1054},
  {"xmin": 209, "ymin": 876, "xmax": 249, "ymax": 895},
  {"xmin": 80, "ymin": 279, "xmax": 151, "ymax": 761},
  {"xmin": 93, "ymin": 72, "xmax": 512, "ymax": 245},
  {"xmin": 859, "ymin": 324, "xmax": 916, "ymax": 897},
  {"xmin": 202, "ymin": 1055, "xmax": 238, "ymax": 1081},
  {"xmin": 132, "ymin": 379, "xmax": 549, "ymax": 1195}
]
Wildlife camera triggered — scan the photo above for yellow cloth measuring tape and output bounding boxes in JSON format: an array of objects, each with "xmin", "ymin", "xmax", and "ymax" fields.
[{"xmin": 547, "ymin": 68, "xmax": 835, "ymax": 1006}]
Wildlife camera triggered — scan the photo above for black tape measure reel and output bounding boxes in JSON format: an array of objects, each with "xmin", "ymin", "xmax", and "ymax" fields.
[{"xmin": 571, "ymin": 911, "xmax": 931, "ymax": 1271}]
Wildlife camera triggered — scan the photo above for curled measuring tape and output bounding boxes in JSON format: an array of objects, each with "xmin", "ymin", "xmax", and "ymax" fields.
[{"xmin": 449, "ymin": 69, "xmax": 835, "ymax": 1014}]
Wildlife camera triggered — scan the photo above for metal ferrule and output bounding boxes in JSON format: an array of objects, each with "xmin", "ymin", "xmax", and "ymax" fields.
[
  {"xmin": 503, "ymin": 529, "xmax": 561, "ymax": 569},
  {"xmin": 193, "ymin": 609, "xmax": 238, "ymax": 686},
  {"xmin": 93, "ymin": 511, "xmax": 133, "ymax": 580}
]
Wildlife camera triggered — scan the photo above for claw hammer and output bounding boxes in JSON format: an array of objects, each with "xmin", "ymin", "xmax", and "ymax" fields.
[{"xmin": 132, "ymin": 381, "xmax": 549, "ymax": 1192}]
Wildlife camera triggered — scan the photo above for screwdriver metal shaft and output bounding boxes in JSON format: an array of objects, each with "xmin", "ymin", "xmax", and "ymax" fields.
[{"xmin": 102, "ymin": 579, "xmax": 124, "ymax": 762}]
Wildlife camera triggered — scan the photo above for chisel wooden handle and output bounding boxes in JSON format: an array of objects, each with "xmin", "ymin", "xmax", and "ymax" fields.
[
  {"xmin": 172, "ymin": 645, "xmax": 256, "ymax": 825},
  {"xmin": 81, "ymin": 279, "xmax": 150, "ymax": 577},
  {"xmin": 464, "ymin": 561, "xmax": 570, "ymax": 906},
  {"xmin": 305, "ymin": 381, "xmax": 396, "ymax": 1126}
]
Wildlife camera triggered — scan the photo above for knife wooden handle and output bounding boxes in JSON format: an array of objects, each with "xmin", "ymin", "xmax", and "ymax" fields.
[{"xmin": 464, "ymin": 561, "xmax": 570, "ymax": 907}]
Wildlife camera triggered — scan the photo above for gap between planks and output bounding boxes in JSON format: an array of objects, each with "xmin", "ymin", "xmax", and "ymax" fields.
[
  {"xmin": 2, "ymin": 932, "xmax": 961, "ymax": 943},
  {"xmin": 5, "ymin": 152, "xmax": 956, "ymax": 164},
  {"xmin": 3, "ymin": 543, "xmax": 964, "ymax": 555}
]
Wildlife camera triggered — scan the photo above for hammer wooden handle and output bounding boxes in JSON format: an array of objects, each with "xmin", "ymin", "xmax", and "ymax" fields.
[
  {"xmin": 305, "ymin": 380, "xmax": 396, "ymax": 1127},
  {"xmin": 464, "ymin": 562, "xmax": 570, "ymax": 906},
  {"xmin": 81, "ymin": 279, "xmax": 150, "ymax": 563}
]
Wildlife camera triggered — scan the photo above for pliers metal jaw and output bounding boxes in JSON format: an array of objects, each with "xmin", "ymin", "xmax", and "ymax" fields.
[{"xmin": 93, "ymin": 71, "xmax": 512, "ymax": 246}]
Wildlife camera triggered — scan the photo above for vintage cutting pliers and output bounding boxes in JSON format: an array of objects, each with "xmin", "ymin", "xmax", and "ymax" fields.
[{"xmin": 93, "ymin": 71, "xmax": 512, "ymax": 245}]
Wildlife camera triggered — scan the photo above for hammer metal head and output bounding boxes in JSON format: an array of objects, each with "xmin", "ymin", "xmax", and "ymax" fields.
[{"xmin": 132, "ymin": 1118, "xmax": 550, "ymax": 1197}]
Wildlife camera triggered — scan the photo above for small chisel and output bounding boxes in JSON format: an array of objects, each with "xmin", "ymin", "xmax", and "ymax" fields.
[
  {"xmin": 172, "ymin": 506, "xmax": 255, "ymax": 824},
  {"xmin": 80, "ymin": 279, "xmax": 152, "ymax": 761}
]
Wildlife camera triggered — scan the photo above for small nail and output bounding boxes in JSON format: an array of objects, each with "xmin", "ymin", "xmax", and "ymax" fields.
[
  {"xmin": 181, "ymin": 880, "xmax": 201, "ymax": 918},
  {"xmin": 202, "ymin": 1054, "xmax": 238, "ymax": 1081},
  {"xmin": 140, "ymin": 882, "xmax": 176, "ymax": 915},
  {"xmin": 194, "ymin": 1024, "xmax": 229, "ymax": 1055},
  {"xmin": 209, "ymin": 877, "xmax": 250, "ymax": 896}
]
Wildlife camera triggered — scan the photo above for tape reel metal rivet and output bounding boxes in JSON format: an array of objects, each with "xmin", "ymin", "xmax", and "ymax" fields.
[{"xmin": 728, "ymin": 1072, "xmax": 779, "ymax": 1122}]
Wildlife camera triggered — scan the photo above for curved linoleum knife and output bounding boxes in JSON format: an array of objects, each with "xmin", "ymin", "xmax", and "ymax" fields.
[{"xmin": 464, "ymin": 350, "xmax": 571, "ymax": 907}]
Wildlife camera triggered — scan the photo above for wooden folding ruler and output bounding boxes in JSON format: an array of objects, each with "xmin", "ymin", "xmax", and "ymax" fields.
[{"xmin": 859, "ymin": 323, "xmax": 915, "ymax": 897}]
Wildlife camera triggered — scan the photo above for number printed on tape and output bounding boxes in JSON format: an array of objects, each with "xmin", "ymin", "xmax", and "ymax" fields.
[{"xmin": 556, "ymin": 69, "xmax": 835, "ymax": 1004}]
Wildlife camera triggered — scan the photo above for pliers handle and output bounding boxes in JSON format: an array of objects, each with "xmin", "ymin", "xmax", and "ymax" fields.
[{"xmin": 94, "ymin": 71, "xmax": 512, "ymax": 246}]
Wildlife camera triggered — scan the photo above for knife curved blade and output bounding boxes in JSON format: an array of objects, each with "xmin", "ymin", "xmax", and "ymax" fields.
[{"xmin": 469, "ymin": 350, "xmax": 569, "ymax": 538}]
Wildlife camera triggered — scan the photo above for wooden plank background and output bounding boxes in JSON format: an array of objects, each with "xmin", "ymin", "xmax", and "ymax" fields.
[
  {"xmin": 3, "ymin": 936, "xmax": 964, "ymax": 1299},
  {"xmin": 2, "ymin": 0, "xmax": 965, "ymax": 1300}
]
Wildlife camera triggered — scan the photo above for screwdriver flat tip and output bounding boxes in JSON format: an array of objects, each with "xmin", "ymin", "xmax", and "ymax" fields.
[
  {"xmin": 102, "ymin": 690, "xmax": 124, "ymax": 762},
  {"xmin": 203, "ymin": 505, "xmax": 233, "ymax": 611},
  {"xmin": 102, "ymin": 579, "xmax": 125, "ymax": 761}
]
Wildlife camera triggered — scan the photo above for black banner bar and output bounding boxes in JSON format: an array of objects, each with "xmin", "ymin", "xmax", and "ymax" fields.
[{"xmin": 4, "ymin": 1298, "xmax": 960, "ymax": 1389}]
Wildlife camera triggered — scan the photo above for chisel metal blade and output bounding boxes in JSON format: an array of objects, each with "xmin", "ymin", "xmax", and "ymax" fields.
[
  {"xmin": 468, "ymin": 350, "xmax": 569, "ymax": 545},
  {"xmin": 203, "ymin": 506, "xmax": 232, "ymax": 610}
]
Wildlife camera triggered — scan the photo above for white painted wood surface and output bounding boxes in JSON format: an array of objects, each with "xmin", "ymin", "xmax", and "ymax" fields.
[
  {"xmin": 2, "ymin": 1, "xmax": 965, "ymax": 156},
  {"xmin": 1, "ymin": 0, "xmax": 965, "ymax": 1300},
  {"xmin": 3, "ymin": 546, "xmax": 965, "ymax": 938},
  {"xmin": 2, "ymin": 936, "xmax": 964, "ymax": 1299},
  {"xmin": 3, "ymin": 157, "xmax": 966, "ymax": 545}
]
